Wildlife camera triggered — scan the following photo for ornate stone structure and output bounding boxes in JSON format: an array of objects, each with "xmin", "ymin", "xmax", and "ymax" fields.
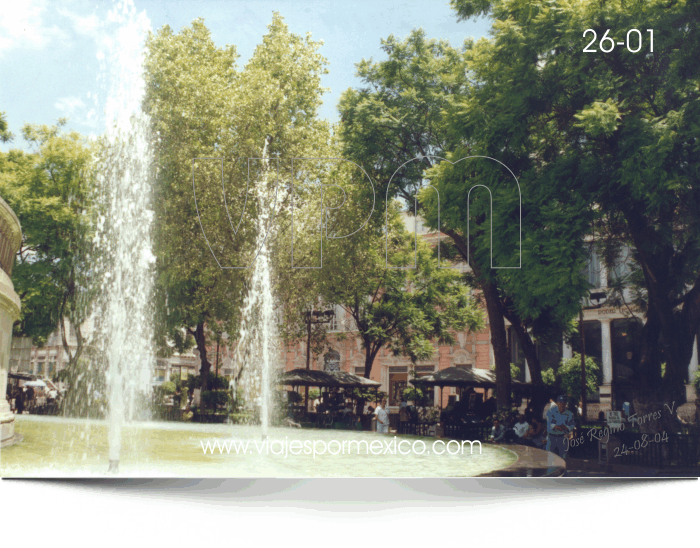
[{"xmin": 0, "ymin": 196, "xmax": 22, "ymax": 445}]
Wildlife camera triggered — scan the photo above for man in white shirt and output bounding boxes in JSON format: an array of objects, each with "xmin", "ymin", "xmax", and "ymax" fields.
[
  {"xmin": 375, "ymin": 399, "xmax": 390, "ymax": 434},
  {"xmin": 513, "ymin": 414, "xmax": 529, "ymax": 440}
]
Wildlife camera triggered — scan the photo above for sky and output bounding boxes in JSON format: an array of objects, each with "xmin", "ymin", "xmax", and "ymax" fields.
[{"xmin": 0, "ymin": 0, "xmax": 491, "ymax": 152}]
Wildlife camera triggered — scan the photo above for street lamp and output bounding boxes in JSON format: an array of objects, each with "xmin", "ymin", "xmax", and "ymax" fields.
[
  {"xmin": 303, "ymin": 309, "xmax": 335, "ymax": 411},
  {"xmin": 580, "ymin": 290, "xmax": 607, "ymax": 422}
]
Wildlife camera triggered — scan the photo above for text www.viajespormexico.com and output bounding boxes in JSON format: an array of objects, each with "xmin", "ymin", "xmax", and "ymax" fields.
[{"xmin": 200, "ymin": 436, "xmax": 481, "ymax": 459}]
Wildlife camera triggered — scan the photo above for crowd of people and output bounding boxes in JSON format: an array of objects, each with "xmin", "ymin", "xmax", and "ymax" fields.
[
  {"xmin": 490, "ymin": 395, "xmax": 575, "ymax": 459},
  {"xmin": 5, "ymin": 382, "xmax": 61, "ymax": 415}
]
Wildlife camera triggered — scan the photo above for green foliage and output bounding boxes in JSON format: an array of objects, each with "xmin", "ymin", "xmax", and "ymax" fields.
[
  {"xmin": 694, "ymin": 370, "xmax": 700, "ymax": 398},
  {"xmin": 352, "ymin": 388, "xmax": 387, "ymax": 403},
  {"xmin": 490, "ymin": 362, "xmax": 520, "ymax": 379},
  {"xmin": 543, "ymin": 353, "xmax": 601, "ymax": 402},
  {"xmin": 278, "ymin": 184, "xmax": 484, "ymax": 381},
  {"xmin": 308, "ymin": 388, "xmax": 320, "ymax": 401},
  {"xmin": 402, "ymin": 386, "xmax": 423, "ymax": 403},
  {"xmin": 449, "ymin": 0, "xmax": 700, "ymax": 403},
  {"xmin": 160, "ymin": 381, "xmax": 177, "ymax": 396},
  {"xmin": 207, "ymin": 373, "xmax": 230, "ymax": 391},
  {"xmin": 0, "ymin": 111, "xmax": 12, "ymax": 143},
  {"xmin": 201, "ymin": 390, "xmax": 230, "ymax": 408},
  {"xmin": 144, "ymin": 15, "xmax": 330, "ymax": 384},
  {"xmin": 0, "ymin": 121, "xmax": 95, "ymax": 349}
]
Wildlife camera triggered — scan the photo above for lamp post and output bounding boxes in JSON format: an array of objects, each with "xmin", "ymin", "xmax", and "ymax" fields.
[
  {"xmin": 304, "ymin": 309, "xmax": 334, "ymax": 411},
  {"xmin": 580, "ymin": 291, "xmax": 607, "ymax": 423}
]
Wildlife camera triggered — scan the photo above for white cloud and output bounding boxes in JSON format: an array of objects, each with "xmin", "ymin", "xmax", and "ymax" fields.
[
  {"xmin": 57, "ymin": 8, "xmax": 103, "ymax": 41},
  {"xmin": 55, "ymin": 96, "xmax": 100, "ymax": 129},
  {"xmin": 55, "ymin": 96, "xmax": 86, "ymax": 115},
  {"xmin": 0, "ymin": 0, "xmax": 70, "ymax": 56}
]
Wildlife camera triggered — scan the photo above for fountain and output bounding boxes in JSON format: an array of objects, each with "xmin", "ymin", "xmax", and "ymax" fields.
[
  {"xmin": 234, "ymin": 136, "xmax": 280, "ymax": 440},
  {"xmin": 0, "ymin": 0, "xmax": 558, "ymax": 478},
  {"xmin": 0, "ymin": 198, "xmax": 22, "ymax": 448},
  {"xmin": 90, "ymin": 0, "xmax": 155, "ymax": 474}
]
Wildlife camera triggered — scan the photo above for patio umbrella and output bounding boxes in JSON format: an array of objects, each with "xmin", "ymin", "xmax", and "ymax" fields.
[
  {"xmin": 328, "ymin": 371, "xmax": 380, "ymax": 388},
  {"xmin": 24, "ymin": 380, "xmax": 47, "ymax": 388},
  {"xmin": 410, "ymin": 367, "xmax": 530, "ymax": 389},
  {"xmin": 277, "ymin": 368, "xmax": 343, "ymax": 387}
]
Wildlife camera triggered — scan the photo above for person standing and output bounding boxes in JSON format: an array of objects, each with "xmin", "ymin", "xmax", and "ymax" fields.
[
  {"xmin": 375, "ymin": 399, "xmax": 390, "ymax": 434},
  {"xmin": 546, "ymin": 395, "xmax": 575, "ymax": 459},
  {"xmin": 15, "ymin": 387, "xmax": 24, "ymax": 415},
  {"xmin": 543, "ymin": 398, "xmax": 556, "ymax": 420},
  {"xmin": 25, "ymin": 385, "xmax": 35, "ymax": 413}
]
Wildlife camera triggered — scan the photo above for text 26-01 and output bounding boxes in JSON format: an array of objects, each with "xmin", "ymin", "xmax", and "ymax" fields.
[{"xmin": 583, "ymin": 29, "xmax": 654, "ymax": 53}]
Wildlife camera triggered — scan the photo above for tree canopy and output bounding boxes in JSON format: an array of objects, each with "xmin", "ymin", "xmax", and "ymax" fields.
[
  {"xmin": 449, "ymin": 0, "xmax": 700, "ymax": 428},
  {"xmin": 0, "ymin": 121, "xmax": 94, "ymax": 363},
  {"xmin": 143, "ymin": 14, "xmax": 330, "ymax": 388}
]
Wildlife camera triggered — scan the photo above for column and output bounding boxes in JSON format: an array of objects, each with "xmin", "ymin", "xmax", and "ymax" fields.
[
  {"xmin": 689, "ymin": 335, "xmax": 698, "ymax": 384},
  {"xmin": 600, "ymin": 319, "xmax": 613, "ymax": 385},
  {"xmin": 524, "ymin": 359, "xmax": 531, "ymax": 383},
  {"xmin": 600, "ymin": 262, "xmax": 609, "ymax": 289},
  {"xmin": 597, "ymin": 318, "xmax": 613, "ymax": 411},
  {"xmin": 562, "ymin": 340, "xmax": 572, "ymax": 360}
]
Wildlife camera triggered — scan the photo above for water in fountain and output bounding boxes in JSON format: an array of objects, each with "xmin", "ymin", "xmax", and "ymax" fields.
[
  {"xmin": 235, "ymin": 138, "xmax": 281, "ymax": 438},
  {"xmin": 90, "ymin": 0, "xmax": 155, "ymax": 472}
]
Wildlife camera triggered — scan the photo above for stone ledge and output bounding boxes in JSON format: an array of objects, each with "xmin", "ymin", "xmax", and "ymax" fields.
[
  {"xmin": 477, "ymin": 444, "xmax": 566, "ymax": 477},
  {"xmin": 0, "ymin": 432, "xmax": 22, "ymax": 448}
]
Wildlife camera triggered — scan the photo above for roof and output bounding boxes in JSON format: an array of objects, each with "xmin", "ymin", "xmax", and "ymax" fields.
[
  {"xmin": 409, "ymin": 366, "xmax": 531, "ymax": 390},
  {"xmin": 277, "ymin": 368, "xmax": 380, "ymax": 388}
]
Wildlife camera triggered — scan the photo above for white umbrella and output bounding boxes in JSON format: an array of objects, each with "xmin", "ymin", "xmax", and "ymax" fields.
[{"xmin": 24, "ymin": 380, "xmax": 47, "ymax": 388}]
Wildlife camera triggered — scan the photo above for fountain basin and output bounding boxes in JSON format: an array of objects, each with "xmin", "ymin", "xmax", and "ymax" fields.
[{"xmin": 2, "ymin": 415, "xmax": 520, "ymax": 478}]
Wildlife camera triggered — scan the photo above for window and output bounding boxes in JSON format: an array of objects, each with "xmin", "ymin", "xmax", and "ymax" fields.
[
  {"xmin": 581, "ymin": 247, "xmax": 602, "ymax": 288},
  {"xmin": 327, "ymin": 306, "xmax": 339, "ymax": 332},
  {"xmin": 389, "ymin": 366, "xmax": 408, "ymax": 406},
  {"xmin": 609, "ymin": 245, "xmax": 635, "ymax": 284},
  {"xmin": 323, "ymin": 350, "xmax": 340, "ymax": 372}
]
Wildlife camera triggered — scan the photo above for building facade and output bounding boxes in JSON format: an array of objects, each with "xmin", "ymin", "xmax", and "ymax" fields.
[{"xmin": 282, "ymin": 213, "xmax": 494, "ymax": 414}]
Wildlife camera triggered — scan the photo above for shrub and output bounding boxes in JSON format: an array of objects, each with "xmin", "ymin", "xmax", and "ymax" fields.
[
  {"xmin": 201, "ymin": 390, "xmax": 230, "ymax": 409},
  {"xmin": 544, "ymin": 353, "xmax": 600, "ymax": 402},
  {"xmin": 161, "ymin": 381, "xmax": 177, "ymax": 396}
]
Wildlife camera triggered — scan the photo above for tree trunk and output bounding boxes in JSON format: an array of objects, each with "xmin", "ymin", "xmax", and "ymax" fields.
[
  {"xmin": 355, "ymin": 342, "xmax": 381, "ymax": 419},
  {"xmin": 441, "ymin": 227, "xmax": 512, "ymax": 410},
  {"xmin": 503, "ymin": 306, "xmax": 543, "ymax": 385},
  {"xmin": 193, "ymin": 322, "xmax": 211, "ymax": 392}
]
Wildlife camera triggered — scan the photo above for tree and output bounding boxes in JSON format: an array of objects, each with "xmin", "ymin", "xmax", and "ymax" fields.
[
  {"xmin": 143, "ymin": 14, "xmax": 329, "ymax": 390},
  {"xmin": 276, "ymin": 162, "xmax": 485, "ymax": 414},
  {"xmin": 0, "ymin": 111, "xmax": 13, "ymax": 143},
  {"xmin": 337, "ymin": 29, "xmax": 590, "ymax": 412},
  {"xmin": 450, "ymin": 0, "xmax": 700, "ymax": 431},
  {"xmin": 543, "ymin": 353, "xmax": 601, "ymax": 405},
  {"xmin": 0, "ymin": 121, "xmax": 95, "ymax": 371}
]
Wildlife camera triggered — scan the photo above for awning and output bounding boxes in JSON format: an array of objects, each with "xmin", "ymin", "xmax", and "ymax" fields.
[
  {"xmin": 409, "ymin": 366, "xmax": 531, "ymax": 390},
  {"xmin": 8, "ymin": 372, "xmax": 34, "ymax": 381},
  {"xmin": 277, "ymin": 368, "xmax": 380, "ymax": 388},
  {"xmin": 24, "ymin": 380, "xmax": 47, "ymax": 388}
]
